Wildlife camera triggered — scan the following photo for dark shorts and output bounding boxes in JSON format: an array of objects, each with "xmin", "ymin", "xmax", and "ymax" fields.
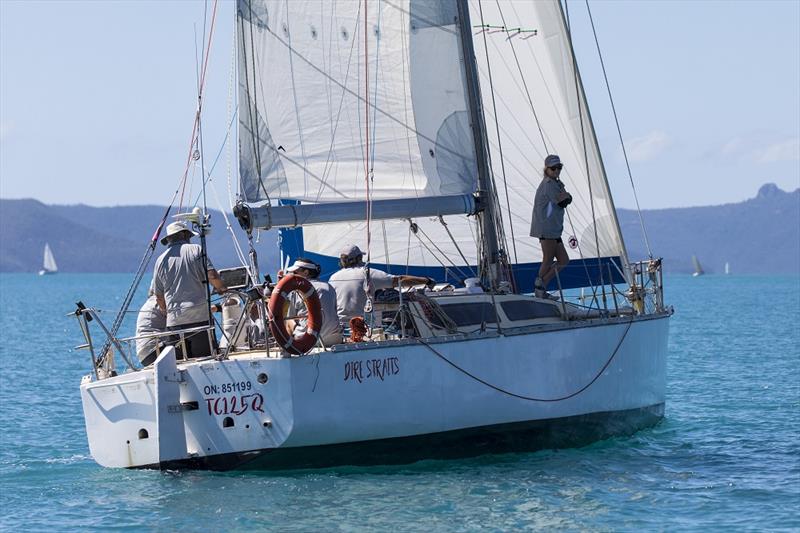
[{"xmin": 538, "ymin": 237, "xmax": 563, "ymax": 244}]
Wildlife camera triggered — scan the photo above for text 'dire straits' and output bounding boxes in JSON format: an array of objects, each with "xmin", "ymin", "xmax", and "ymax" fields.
[{"xmin": 344, "ymin": 357, "xmax": 400, "ymax": 383}]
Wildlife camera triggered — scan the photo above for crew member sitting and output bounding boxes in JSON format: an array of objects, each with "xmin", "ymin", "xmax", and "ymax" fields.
[
  {"xmin": 328, "ymin": 244, "xmax": 435, "ymax": 324},
  {"xmin": 285, "ymin": 258, "xmax": 342, "ymax": 347}
]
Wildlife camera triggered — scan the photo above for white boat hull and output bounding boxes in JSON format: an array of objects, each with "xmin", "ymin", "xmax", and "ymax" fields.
[{"xmin": 80, "ymin": 314, "xmax": 669, "ymax": 470}]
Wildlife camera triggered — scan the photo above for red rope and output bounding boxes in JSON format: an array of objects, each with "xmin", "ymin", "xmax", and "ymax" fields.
[{"xmin": 363, "ymin": 0, "xmax": 372, "ymax": 264}]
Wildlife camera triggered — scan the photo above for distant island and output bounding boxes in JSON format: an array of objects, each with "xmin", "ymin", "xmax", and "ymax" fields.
[{"xmin": 1, "ymin": 183, "xmax": 797, "ymax": 275}]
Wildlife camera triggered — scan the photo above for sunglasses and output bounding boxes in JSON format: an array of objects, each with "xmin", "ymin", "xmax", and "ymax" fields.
[{"xmin": 548, "ymin": 165, "xmax": 563, "ymax": 171}]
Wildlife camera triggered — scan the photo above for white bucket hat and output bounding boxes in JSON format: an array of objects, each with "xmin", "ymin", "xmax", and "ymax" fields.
[{"xmin": 161, "ymin": 221, "xmax": 197, "ymax": 245}]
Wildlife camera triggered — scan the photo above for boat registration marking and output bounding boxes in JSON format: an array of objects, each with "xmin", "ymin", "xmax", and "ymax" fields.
[
  {"xmin": 204, "ymin": 393, "xmax": 264, "ymax": 416},
  {"xmin": 203, "ymin": 381, "xmax": 252, "ymax": 395}
]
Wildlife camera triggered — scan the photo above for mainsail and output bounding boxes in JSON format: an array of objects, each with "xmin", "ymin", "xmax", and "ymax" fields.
[{"xmin": 236, "ymin": 0, "xmax": 629, "ymax": 291}]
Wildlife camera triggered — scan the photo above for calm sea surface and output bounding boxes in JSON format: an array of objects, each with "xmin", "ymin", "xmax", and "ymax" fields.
[{"xmin": 0, "ymin": 273, "xmax": 798, "ymax": 531}]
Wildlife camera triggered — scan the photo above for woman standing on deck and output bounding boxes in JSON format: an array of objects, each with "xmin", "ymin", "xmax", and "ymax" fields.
[{"xmin": 530, "ymin": 154, "xmax": 572, "ymax": 299}]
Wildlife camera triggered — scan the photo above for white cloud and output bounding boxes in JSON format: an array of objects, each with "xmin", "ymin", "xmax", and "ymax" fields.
[
  {"xmin": 756, "ymin": 138, "xmax": 800, "ymax": 162},
  {"xmin": 624, "ymin": 130, "xmax": 670, "ymax": 162},
  {"xmin": 720, "ymin": 137, "xmax": 744, "ymax": 155}
]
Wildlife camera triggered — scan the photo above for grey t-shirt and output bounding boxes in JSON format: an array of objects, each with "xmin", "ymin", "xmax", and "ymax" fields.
[
  {"xmin": 287, "ymin": 279, "xmax": 342, "ymax": 346},
  {"xmin": 530, "ymin": 176, "xmax": 567, "ymax": 239},
  {"xmin": 135, "ymin": 294, "xmax": 166, "ymax": 360},
  {"xmin": 328, "ymin": 266, "xmax": 395, "ymax": 322},
  {"xmin": 153, "ymin": 240, "xmax": 215, "ymax": 327}
]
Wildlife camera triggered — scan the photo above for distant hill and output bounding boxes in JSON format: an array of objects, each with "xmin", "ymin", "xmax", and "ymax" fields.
[
  {"xmin": 0, "ymin": 200, "xmax": 280, "ymax": 273},
  {"xmin": 1, "ymin": 184, "xmax": 798, "ymax": 275},
  {"xmin": 619, "ymin": 183, "xmax": 799, "ymax": 275}
]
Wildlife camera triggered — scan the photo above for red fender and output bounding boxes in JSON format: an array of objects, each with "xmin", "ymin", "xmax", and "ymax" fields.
[{"xmin": 267, "ymin": 274, "xmax": 322, "ymax": 355}]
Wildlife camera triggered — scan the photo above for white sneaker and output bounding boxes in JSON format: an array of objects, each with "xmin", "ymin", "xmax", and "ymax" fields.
[{"xmin": 535, "ymin": 288, "xmax": 559, "ymax": 300}]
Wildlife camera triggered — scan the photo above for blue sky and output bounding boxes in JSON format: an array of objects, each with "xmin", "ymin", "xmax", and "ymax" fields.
[{"xmin": 1, "ymin": 0, "xmax": 798, "ymax": 210}]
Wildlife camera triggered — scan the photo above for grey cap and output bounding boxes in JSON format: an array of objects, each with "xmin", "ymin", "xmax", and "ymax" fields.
[
  {"xmin": 544, "ymin": 154, "xmax": 562, "ymax": 167},
  {"xmin": 340, "ymin": 244, "xmax": 364, "ymax": 258}
]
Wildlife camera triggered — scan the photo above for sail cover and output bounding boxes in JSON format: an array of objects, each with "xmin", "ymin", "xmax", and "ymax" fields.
[{"xmin": 240, "ymin": 0, "xmax": 628, "ymax": 290}]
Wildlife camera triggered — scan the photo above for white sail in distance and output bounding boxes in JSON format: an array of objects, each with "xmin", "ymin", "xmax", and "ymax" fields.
[{"xmin": 43, "ymin": 243, "xmax": 58, "ymax": 273}]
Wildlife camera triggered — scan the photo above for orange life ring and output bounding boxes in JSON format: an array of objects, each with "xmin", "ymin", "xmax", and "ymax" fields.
[{"xmin": 267, "ymin": 274, "xmax": 323, "ymax": 355}]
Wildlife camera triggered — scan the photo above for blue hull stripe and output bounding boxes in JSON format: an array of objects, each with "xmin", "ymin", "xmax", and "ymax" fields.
[{"xmin": 279, "ymin": 227, "xmax": 625, "ymax": 292}]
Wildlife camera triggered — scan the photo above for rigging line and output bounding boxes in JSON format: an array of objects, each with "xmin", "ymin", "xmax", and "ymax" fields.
[
  {"xmin": 412, "ymin": 222, "xmax": 473, "ymax": 282},
  {"xmin": 238, "ymin": 121, "xmax": 349, "ymax": 199},
  {"xmin": 478, "ymin": 0, "xmax": 518, "ymax": 267},
  {"xmin": 398, "ymin": 8, "xmax": 419, "ymax": 195},
  {"xmin": 564, "ymin": 0, "xmax": 604, "ymax": 297},
  {"xmin": 207, "ymin": 178, "xmax": 250, "ymax": 268},
  {"xmin": 438, "ymin": 216, "xmax": 477, "ymax": 278},
  {"xmin": 192, "ymin": 106, "xmax": 238, "ymax": 207},
  {"xmin": 381, "ymin": 221, "xmax": 391, "ymax": 274},
  {"xmin": 491, "ymin": 0, "xmax": 548, "ymax": 152},
  {"xmin": 408, "ymin": 221, "xmax": 469, "ymax": 283},
  {"xmin": 364, "ymin": 0, "xmax": 372, "ymax": 265},
  {"xmin": 262, "ymin": 26, "xmax": 474, "ymax": 165},
  {"xmin": 226, "ymin": 23, "xmax": 237, "ymax": 209},
  {"xmin": 241, "ymin": 2, "xmax": 269, "ymax": 202},
  {"xmin": 417, "ymin": 314, "xmax": 634, "ymax": 402},
  {"xmin": 584, "ymin": 0, "xmax": 652, "ymax": 259}
]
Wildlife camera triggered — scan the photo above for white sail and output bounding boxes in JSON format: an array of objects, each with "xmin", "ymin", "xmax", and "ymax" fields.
[
  {"xmin": 692, "ymin": 254, "xmax": 704, "ymax": 276},
  {"xmin": 237, "ymin": 0, "xmax": 477, "ymax": 204},
  {"xmin": 471, "ymin": 0, "xmax": 626, "ymax": 264},
  {"xmin": 240, "ymin": 0, "xmax": 629, "ymax": 289},
  {"xmin": 43, "ymin": 243, "xmax": 58, "ymax": 273}
]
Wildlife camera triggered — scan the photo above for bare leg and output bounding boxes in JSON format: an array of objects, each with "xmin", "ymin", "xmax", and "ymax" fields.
[
  {"xmin": 538, "ymin": 238, "xmax": 557, "ymax": 288},
  {"xmin": 540, "ymin": 240, "xmax": 570, "ymax": 288}
]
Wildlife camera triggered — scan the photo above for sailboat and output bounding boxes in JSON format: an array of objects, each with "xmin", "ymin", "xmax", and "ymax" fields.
[
  {"xmin": 692, "ymin": 255, "xmax": 705, "ymax": 277},
  {"xmin": 74, "ymin": 0, "xmax": 670, "ymax": 470},
  {"xmin": 38, "ymin": 243, "xmax": 58, "ymax": 276},
  {"xmin": 724, "ymin": 262, "xmax": 730, "ymax": 275}
]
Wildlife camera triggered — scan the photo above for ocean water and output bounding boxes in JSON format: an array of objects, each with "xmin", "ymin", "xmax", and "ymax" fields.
[{"xmin": 0, "ymin": 273, "xmax": 798, "ymax": 531}]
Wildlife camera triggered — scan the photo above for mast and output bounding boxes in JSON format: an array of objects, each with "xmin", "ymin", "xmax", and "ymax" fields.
[{"xmin": 455, "ymin": 0, "xmax": 502, "ymax": 290}]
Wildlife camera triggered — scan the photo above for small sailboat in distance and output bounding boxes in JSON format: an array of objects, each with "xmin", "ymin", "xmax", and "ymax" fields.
[
  {"xmin": 724, "ymin": 262, "xmax": 730, "ymax": 275},
  {"xmin": 38, "ymin": 243, "xmax": 58, "ymax": 276},
  {"xmin": 692, "ymin": 255, "xmax": 705, "ymax": 277}
]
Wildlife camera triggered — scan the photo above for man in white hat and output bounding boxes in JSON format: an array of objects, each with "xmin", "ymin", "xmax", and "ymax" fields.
[
  {"xmin": 328, "ymin": 244, "xmax": 434, "ymax": 324},
  {"xmin": 153, "ymin": 221, "xmax": 227, "ymax": 358},
  {"xmin": 285, "ymin": 257, "xmax": 342, "ymax": 347}
]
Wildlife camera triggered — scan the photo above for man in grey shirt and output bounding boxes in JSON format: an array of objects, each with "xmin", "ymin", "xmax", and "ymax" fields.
[
  {"xmin": 530, "ymin": 154, "xmax": 572, "ymax": 299},
  {"xmin": 328, "ymin": 244, "xmax": 434, "ymax": 325},
  {"xmin": 153, "ymin": 221, "xmax": 227, "ymax": 358},
  {"xmin": 135, "ymin": 282, "xmax": 166, "ymax": 366},
  {"xmin": 285, "ymin": 258, "xmax": 342, "ymax": 347}
]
